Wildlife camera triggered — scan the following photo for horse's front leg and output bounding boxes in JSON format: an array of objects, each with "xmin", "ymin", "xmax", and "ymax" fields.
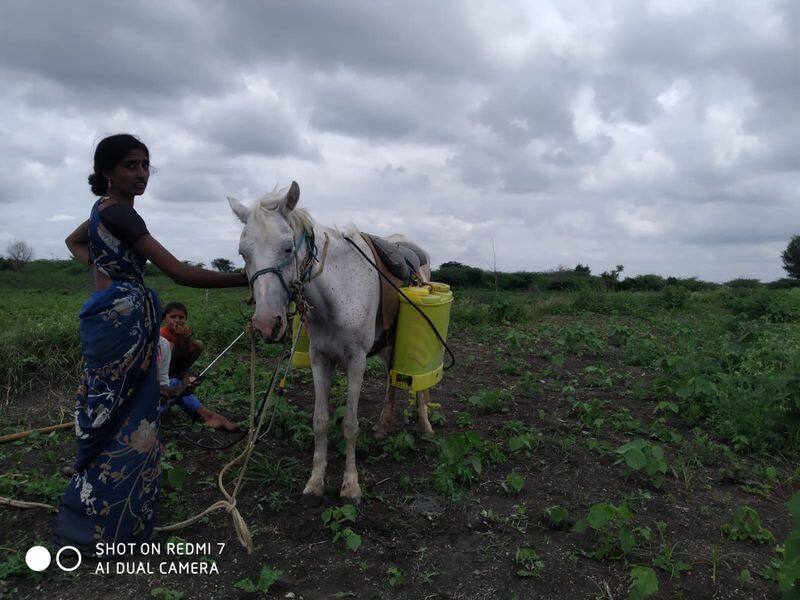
[
  {"xmin": 302, "ymin": 354, "xmax": 334, "ymax": 501},
  {"xmin": 341, "ymin": 351, "xmax": 366, "ymax": 502}
]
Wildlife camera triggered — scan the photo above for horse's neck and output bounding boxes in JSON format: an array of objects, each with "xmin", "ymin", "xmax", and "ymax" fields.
[{"xmin": 304, "ymin": 224, "xmax": 375, "ymax": 324}]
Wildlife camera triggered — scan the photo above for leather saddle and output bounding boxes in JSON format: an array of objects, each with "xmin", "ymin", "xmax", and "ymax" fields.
[
  {"xmin": 360, "ymin": 233, "xmax": 428, "ymax": 356},
  {"xmin": 364, "ymin": 234, "xmax": 428, "ymax": 285}
]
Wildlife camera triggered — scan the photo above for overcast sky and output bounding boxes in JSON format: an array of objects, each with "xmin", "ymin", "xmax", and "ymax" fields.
[{"xmin": 0, "ymin": 1, "xmax": 797, "ymax": 282}]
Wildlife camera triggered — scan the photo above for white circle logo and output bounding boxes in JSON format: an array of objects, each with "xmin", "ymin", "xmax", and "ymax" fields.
[
  {"xmin": 55, "ymin": 546, "xmax": 82, "ymax": 572},
  {"xmin": 25, "ymin": 546, "xmax": 52, "ymax": 571}
]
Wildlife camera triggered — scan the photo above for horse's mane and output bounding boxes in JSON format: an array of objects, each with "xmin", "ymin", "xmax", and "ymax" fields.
[{"xmin": 250, "ymin": 187, "xmax": 358, "ymax": 239}]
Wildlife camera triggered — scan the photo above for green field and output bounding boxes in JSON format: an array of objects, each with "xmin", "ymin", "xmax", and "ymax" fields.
[{"xmin": 5, "ymin": 261, "xmax": 800, "ymax": 456}]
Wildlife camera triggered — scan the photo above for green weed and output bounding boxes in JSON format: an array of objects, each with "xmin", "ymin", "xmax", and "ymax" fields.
[
  {"xmin": 615, "ymin": 439, "xmax": 668, "ymax": 487},
  {"xmin": 379, "ymin": 431, "xmax": 416, "ymax": 460},
  {"xmin": 234, "ymin": 565, "xmax": 284, "ymax": 594},
  {"xmin": 627, "ymin": 565, "xmax": 659, "ymax": 600},
  {"xmin": 721, "ymin": 506, "xmax": 775, "ymax": 545},
  {"xmin": 386, "ymin": 566, "xmax": 406, "ymax": 587},
  {"xmin": 652, "ymin": 522, "xmax": 690, "ymax": 579},
  {"xmin": 541, "ymin": 505, "xmax": 570, "ymax": 530},
  {"xmin": 574, "ymin": 503, "xmax": 651, "ymax": 560},
  {"xmin": 465, "ymin": 388, "xmax": 512, "ymax": 414},
  {"xmin": 500, "ymin": 471, "xmax": 525, "ymax": 494},
  {"xmin": 514, "ymin": 547, "xmax": 544, "ymax": 577},
  {"xmin": 322, "ymin": 504, "xmax": 362, "ymax": 552}
]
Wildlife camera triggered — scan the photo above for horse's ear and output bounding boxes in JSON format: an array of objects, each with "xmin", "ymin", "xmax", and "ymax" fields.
[
  {"xmin": 285, "ymin": 181, "xmax": 300, "ymax": 212},
  {"xmin": 228, "ymin": 196, "xmax": 250, "ymax": 224}
]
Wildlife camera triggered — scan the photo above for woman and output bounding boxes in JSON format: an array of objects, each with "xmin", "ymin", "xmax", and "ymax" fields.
[{"xmin": 55, "ymin": 134, "xmax": 247, "ymax": 554}]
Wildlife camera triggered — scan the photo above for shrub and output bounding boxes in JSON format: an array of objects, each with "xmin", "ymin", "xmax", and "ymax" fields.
[
  {"xmin": 725, "ymin": 278, "xmax": 761, "ymax": 289},
  {"xmin": 767, "ymin": 278, "xmax": 800, "ymax": 290},
  {"xmin": 666, "ymin": 276, "xmax": 718, "ymax": 291},
  {"xmin": 658, "ymin": 285, "xmax": 689, "ymax": 309},
  {"xmin": 620, "ymin": 274, "xmax": 667, "ymax": 292},
  {"xmin": 433, "ymin": 262, "xmax": 485, "ymax": 287},
  {"xmin": 487, "ymin": 297, "xmax": 526, "ymax": 324},
  {"xmin": 722, "ymin": 289, "xmax": 800, "ymax": 322},
  {"xmin": 450, "ymin": 302, "xmax": 484, "ymax": 327}
]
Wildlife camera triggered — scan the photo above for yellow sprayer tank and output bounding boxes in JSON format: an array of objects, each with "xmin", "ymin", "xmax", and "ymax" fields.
[
  {"xmin": 290, "ymin": 315, "xmax": 311, "ymax": 369},
  {"xmin": 389, "ymin": 282, "xmax": 453, "ymax": 392}
]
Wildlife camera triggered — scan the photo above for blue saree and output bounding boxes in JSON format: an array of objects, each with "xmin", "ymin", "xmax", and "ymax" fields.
[{"xmin": 52, "ymin": 199, "xmax": 163, "ymax": 555}]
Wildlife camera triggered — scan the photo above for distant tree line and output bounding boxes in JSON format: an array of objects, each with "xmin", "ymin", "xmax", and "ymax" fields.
[
  {"xmin": 431, "ymin": 262, "xmax": 800, "ymax": 292},
  {"xmin": 9, "ymin": 235, "xmax": 800, "ymax": 291}
]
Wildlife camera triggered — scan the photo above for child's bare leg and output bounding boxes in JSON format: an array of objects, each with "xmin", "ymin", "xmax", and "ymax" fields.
[{"xmin": 197, "ymin": 406, "xmax": 240, "ymax": 432}]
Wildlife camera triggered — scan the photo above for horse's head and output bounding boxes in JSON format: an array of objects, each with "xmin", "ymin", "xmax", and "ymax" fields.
[{"xmin": 228, "ymin": 181, "xmax": 305, "ymax": 342}]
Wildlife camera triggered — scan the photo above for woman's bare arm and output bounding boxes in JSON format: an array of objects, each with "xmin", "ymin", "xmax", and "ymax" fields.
[
  {"xmin": 65, "ymin": 219, "xmax": 91, "ymax": 265},
  {"xmin": 134, "ymin": 234, "xmax": 247, "ymax": 288}
]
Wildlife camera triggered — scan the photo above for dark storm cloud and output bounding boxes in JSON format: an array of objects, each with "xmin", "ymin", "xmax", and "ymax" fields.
[
  {"xmin": 0, "ymin": 1, "xmax": 234, "ymax": 100},
  {"xmin": 308, "ymin": 79, "xmax": 420, "ymax": 141},
  {"xmin": 183, "ymin": 92, "xmax": 320, "ymax": 160},
  {"xmin": 469, "ymin": 57, "xmax": 580, "ymax": 144},
  {"xmin": 217, "ymin": 0, "xmax": 487, "ymax": 80}
]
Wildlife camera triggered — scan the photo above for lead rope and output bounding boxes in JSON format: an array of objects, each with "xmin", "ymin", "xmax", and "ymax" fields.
[{"xmin": 155, "ymin": 330, "xmax": 285, "ymax": 551}]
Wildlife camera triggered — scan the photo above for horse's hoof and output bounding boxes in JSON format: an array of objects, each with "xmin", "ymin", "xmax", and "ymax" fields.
[
  {"xmin": 299, "ymin": 493, "xmax": 324, "ymax": 508},
  {"xmin": 342, "ymin": 495, "xmax": 362, "ymax": 507}
]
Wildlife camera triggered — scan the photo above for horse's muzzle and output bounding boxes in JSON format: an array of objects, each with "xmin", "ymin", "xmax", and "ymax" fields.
[{"xmin": 252, "ymin": 313, "xmax": 286, "ymax": 343}]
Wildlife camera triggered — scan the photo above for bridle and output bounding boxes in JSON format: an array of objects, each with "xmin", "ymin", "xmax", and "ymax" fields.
[{"xmin": 246, "ymin": 227, "xmax": 329, "ymax": 316}]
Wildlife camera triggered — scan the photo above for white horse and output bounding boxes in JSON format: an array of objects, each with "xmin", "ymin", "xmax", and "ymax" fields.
[{"xmin": 229, "ymin": 182, "xmax": 432, "ymax": 503}]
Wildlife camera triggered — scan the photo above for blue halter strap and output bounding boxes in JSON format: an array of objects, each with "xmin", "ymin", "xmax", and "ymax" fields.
[{"xmin": 247, "ymin": 230, "xmax": 315, "ymax": 297}]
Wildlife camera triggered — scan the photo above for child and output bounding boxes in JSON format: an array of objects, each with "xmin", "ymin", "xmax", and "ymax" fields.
[{"xmin": 158, "ymin": 301, "xmax": 239, "ymax": 432}]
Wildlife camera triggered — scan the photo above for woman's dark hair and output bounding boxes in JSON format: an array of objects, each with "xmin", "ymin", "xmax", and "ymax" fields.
[
  {"xmin": 162, "ymin": 302, "xmax": 188, "ymax": 320},
  {"xmin": 88, "ymin": 134, "xmax": 149, "ymax": 196}
]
